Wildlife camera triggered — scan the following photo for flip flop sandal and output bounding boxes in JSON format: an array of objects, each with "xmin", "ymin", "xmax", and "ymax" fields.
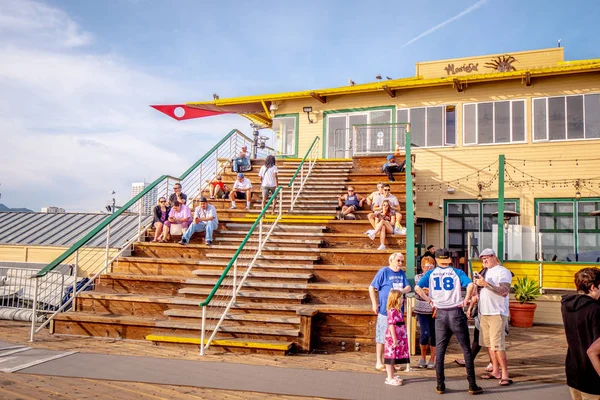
[
  {"xmin": 499, "ymin": 379, "xmax": 514, "ymax": 386},
  {"xmin": 481, "ymin": 373, "xmax": 501, "ymax": 379},
  {"xmin": 454, "ymin": 359, "xmax": 466, "ymax": 367},
  {"xmin": 375, "ymin": 365, "xmax": 386, "ymax": 372}
]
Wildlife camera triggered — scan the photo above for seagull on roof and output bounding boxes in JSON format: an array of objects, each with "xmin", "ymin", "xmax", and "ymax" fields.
[
  {"xmin": 375, "ymin": 74, "xmax": 382, "ymax": 82},
  {"xmin": 349, "ymin": 79, "xmax": 355, "ymax": 86},
  {"xmin": 386, "ymin": 76, "xmax": 393, "ymax": 80},
  {"xmin": 213, "ymin": 93, "xmax": 219, "ymax": 100}
]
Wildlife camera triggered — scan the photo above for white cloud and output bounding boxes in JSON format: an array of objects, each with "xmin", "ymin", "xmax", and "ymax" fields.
[{"xmin": 0, "ymin": 0, "xmax": 243, "ymax": 211}]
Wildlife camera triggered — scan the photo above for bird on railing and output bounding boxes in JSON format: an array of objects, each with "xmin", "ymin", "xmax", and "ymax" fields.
[
  {"xmin": 213, "ymin": 93, "xmax": 220, "ymax": 100},
  {"xmin": 349, "ymin": 79, "xmax": 355, "ymax": 86},
  {"xmin": 375, "ymin": 74, "xmax": 382, "ymax": 82}
]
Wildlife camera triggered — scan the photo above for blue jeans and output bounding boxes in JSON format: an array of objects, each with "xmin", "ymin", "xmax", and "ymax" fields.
[
  {"xmin": 417, "ymin": 313, "xmax": 436, "ymax": 346},
  {"xmin": 435, "ymin": 307, "xmax": 476, "ymax": 387},
  {"xmin": 182, "ymin": 220, "xmax": 217, "ymax": 242}
]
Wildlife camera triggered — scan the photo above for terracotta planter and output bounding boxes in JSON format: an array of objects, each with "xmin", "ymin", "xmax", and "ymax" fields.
[{"xmin": 509, "ymin": 302, "xmax": 537, "ymax": 328}]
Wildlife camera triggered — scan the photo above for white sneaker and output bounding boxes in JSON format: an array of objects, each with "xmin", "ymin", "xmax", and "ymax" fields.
[
  {"xmin": 230, "ymin": 206, "xmax": 237, "ymax": 210},
  {"xmin": 377, "ymin": 244, "xmax": 386, "ymax": 250},
  {"xmin": 366, "ymin": 230, "xmax": 376, "ymax": 240}
]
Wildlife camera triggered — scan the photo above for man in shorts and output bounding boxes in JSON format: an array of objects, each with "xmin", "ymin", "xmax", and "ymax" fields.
[
  {"xmin": 474, "ymin": 248, "xmax": 513, "ymax": 386},
  {"xmin": 229, "ymin": 173, "xmax": 252, "ymax": 210}
]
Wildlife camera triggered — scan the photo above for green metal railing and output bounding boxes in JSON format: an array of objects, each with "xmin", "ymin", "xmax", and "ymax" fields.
[
  {"xmin": 197, "ymin": 136, "xmax": 321, "ymax": 354},
  {"xmin": 28, "ymin": 128, "xmax": 271, "ymax": 340}
]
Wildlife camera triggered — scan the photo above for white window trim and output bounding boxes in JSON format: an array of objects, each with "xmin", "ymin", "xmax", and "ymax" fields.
[
  {"xmin": 396, "ymin": 105, "xmax": 457, "ymax": 148},
  {"xmin": 325, "ymin": 110, "xmax": 393, "ymax": 158},
  {"xmin": 273, "ymin": 115, "xmax": 297, "ymax": 156},
  {"xmin": 462, "ymin": 99, "xmax": 527, "ymax": 146},
  {"xmin": 532, "ymin": 93, "xmax": 600, "ymax": 143}
]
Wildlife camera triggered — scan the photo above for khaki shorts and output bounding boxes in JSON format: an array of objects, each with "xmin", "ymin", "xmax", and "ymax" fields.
[
  {"xmin": 480, "ymin": 314, "xmax": 508, "ymax": 351},
  {"xmin": 569, "ymin": 387, "xmax": 600, "ymax": 400}
]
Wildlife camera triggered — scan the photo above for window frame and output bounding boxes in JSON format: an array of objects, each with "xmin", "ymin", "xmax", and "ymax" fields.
[
  {"xmin": 396, "ymin": 104, "xmax": 457, "ymax": 148},
  {"xmin": 532, "ymin": 93, "xmax": 600, "ymax": 143},
  {"xmin": 462, "ymin": 99, "xmax": 527, "ymax": 146},
  {"xmin": 272, "ymin": 113, "xmax": 299, "ymax": 158},
  {"xmin": 444, "ymin": 199, "xmax": 520, "ymax": 251}
]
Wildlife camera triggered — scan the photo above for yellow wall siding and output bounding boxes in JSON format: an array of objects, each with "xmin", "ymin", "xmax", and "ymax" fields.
[{"xmin": 416, "ymin": 48, "xmax": 564, "ymax": 79}]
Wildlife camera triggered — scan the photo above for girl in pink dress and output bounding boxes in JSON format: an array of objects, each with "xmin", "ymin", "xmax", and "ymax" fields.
[{"xmin": 384, "ymin": 289, "xmax": 411, "ymax": 386}]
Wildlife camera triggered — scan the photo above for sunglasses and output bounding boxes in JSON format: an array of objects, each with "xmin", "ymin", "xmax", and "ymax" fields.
[
  {"xmin": 348, "ymin": 189, "xmax": 354, "ymax": 192},
  {"xmin": 159, "ymin": 200, "xmax": 166, "ymax": 203},
  {"xmin": 384, "ymin": 189, "xmax": 391, "ymax": 192}
]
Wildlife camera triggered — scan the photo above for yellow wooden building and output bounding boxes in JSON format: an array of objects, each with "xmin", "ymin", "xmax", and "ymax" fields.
[{"xmin": 181, "ymin": 47, "xmax": 600, "ymax": 273}]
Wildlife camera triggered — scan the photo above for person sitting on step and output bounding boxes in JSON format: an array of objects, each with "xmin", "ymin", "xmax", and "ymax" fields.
[
  {"xmin": 168, "ymin": 183, "xmax": 187, "ymax": 206},
  {"xmin": 151, "ymin": 197, "xmax": 170, "ymax": 242},
  {"xmin": 208, "ymin": 175, "xmax": 229, "ymax": 200},
  {"xmin": 382, "ymin": 154, "xmax": 405, "ymax": 182},
  {"xmin": 229, "ymin": 173, "xmax": 252, "ymax": 210},
  {"xmin": 368, "ymin": 199, "xmax": 396, "ymax": 250},
  {"xmin": 178, "ymin": 197, "xmax": 218, "ymax": 247},
  {"xmin": 161, "ymin": 200, "xmax": 191, "ymax": 242},
  {"xmin": 232, "ymin": 145, "xmax": 251, "ymax": 172},
  {"xmin": 368, "ymin": 184, "xmax": 400, "ymax": 229},
  {"xmin": 367, "ymin": 182, "xmax": 385, "ymax": 209},
  {"xmin": 337, "ymin": 186, "xmax": 365, "ymax": 220}
]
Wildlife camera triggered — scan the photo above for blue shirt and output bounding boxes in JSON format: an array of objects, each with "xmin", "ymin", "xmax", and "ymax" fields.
[
  {"xmin": 417, "ymin": 266, "xmax": 471, "ymax": 309},
  {"xmin": 370, "ymin": 267, "xmax": 409, "ymax": 315}
]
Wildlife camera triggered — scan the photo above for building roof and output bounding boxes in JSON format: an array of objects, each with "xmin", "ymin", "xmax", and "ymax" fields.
[{"xmin": 0, "ymin": 212, "xmax": 151, "ymax": 248}]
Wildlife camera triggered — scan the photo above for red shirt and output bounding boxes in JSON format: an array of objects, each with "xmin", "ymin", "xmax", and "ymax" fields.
[{"xmin": 211, "ymin": 181, "xmax": 226, "ymax": 190}]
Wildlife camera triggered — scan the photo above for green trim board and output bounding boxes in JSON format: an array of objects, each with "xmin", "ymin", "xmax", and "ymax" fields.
[
  {"xmin": 321, "ymin": 105, "xmax": 396, "ymax": 158},
  {"xmin": 272, "ymin": 114, "xmax": 299, "ymax": 158},
  {"xmin": 405, "ymin": 130, "xmax": 415, "ymax": 282}
]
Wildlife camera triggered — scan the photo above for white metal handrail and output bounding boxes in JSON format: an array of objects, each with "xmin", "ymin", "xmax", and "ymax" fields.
[{"xmin": 288, "ymin": 137, "xmax": 320, "ymax": 211}]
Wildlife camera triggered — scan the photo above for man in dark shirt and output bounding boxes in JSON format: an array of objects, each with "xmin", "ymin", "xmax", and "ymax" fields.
[{"xmin": 560, "ymin": 267, "xmax": 600, "ymax": 399}]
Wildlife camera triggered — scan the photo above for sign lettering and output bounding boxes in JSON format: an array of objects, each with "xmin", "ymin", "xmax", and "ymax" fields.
[{"xmin": 444, "ymin": 63, "xmax": 479, "ymax": 76}]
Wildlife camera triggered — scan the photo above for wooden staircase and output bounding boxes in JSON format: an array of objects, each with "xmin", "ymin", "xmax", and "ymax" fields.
[{"xmin": 51, "ymin": 156, "xmax": 410, "ymax": 355}]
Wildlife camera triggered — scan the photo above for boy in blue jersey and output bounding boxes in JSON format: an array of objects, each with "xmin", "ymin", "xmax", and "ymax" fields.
[{"xmin": 415, "ymin": 248, "xmax": 483, "ymax": 395}]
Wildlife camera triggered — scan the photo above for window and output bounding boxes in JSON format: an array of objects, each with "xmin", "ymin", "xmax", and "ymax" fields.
[
  {"xmin": 463, "ymin": 100, "xmax": 526, "ymax": 145},
  {"xmin": 396, "ymin": 105, "xmax": 456, "ymax": 148},
  {"xmin": 533, "ymin": 94, "xmax": 600, "ymax": 141},
  {"xmin": 272, "ymin": 115, "xmax": 297, "ymax": 156},
  {"xmin": 537, "ymin": 199, "xmax": 600, "ymax": 261},
  {"xmin": 326, "ymin": 109, "xmax": 392, "ymax": 157},
  {"xmin": 446, "ymin": 200, "xmax": 518, "ymax": 252}
]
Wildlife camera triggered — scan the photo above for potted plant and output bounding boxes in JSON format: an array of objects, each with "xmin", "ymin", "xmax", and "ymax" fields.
[{"xmin": 509, "ymin": 276, "xmax": 541, "ymax": 328}]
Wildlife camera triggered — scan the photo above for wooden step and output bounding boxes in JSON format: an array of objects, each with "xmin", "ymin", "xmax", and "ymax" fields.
[
  {"xmin": 212, "ymin": 236, "xmax": 323, "ymax": 246},
  {"xmin": 204, "ymin": 253, "xmax": 319, "ymax": 261},
  {"xmin": 145, "ymin": 334, "xmax": 294, "ymax": 355},
  {"xmin": 223, "ymin": 223, "xmax": 327, "ymax": 232},
  {"xmin": 52, "ymin": 312, "xmax": 299, "ymax": 341},
  {"xmin": 192, "ymin": 269, "xmax": 313, "ymax": 280},
  {"xmin": 164, "ymin": 309, "xmax": 301, "ymax": 325},
  {"xmin": 178, "ymin": 287, "xmax": 308, "ymax": 303}
]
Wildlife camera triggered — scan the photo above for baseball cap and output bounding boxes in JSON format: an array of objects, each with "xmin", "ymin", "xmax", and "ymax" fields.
[
  {"xmin": 237, "ymin": 173, "xmax": 244, "ymax": 178},
  {"xmin": 434, "ymin": 248, "xmax": 452, "ymax": 264},
  {"xmin": 198, "ymin": 197, "xmax": 208, "ymax": 203},
  {"xmin": 387, "ymin": 154, "xmax": 394, "ymax": 161},
  {"xmin": 480, "ymin": 248, "xmax": 496, "ymax": 258}
]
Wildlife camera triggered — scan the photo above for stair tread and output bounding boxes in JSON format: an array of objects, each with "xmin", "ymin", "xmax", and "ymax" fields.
[
  {"xmin": 119, "ymin": 257, "xmax": 314, "ymax": 269},
  {"xmin": 205, "ymin": 253, "xmax": 319, "ymax": 261},
  {"xmin": 213, "ymin": 237, "xmax": 323, "ymax": 245},
  {"xmin": 178, "ymin": 287, "xmax": 308, "ymax": 299},
  {"xmin": 145, "ymin": 334, "xmax": 294, "ymax": 350},
  {"xmin": 191, "ymin": 270, "xmax": 314, "ymax": 279},
  {"xmin": 55, "ymin": 312, "xmax": 299, "ymax": 336},
  {"xmin": 164, "ymin": 309, "xmax": 301, "ymax": 324}
]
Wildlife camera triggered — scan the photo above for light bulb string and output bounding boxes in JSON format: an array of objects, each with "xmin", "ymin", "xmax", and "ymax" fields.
[{"xmin": 414, "ymin": 160, "xmax": 499, "ymax": 191}]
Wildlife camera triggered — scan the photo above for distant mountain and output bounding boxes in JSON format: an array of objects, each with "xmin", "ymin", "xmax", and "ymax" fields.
[{"xmin": 0, "ymin": 203, "xmax": 33, "ymax": 212}]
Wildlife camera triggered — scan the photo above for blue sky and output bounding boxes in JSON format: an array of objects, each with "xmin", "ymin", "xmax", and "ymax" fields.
[{"xmin": 1, "ymin": 0, "xmax": 599, "ymax": 211}]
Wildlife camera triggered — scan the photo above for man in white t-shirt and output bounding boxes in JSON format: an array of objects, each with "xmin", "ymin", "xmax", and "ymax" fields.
[
  {"xmin": 229, "ymin": 173, "xmax": 252, "ymax": 210},
  {"xmin": 258, "ymin": 155, "xmax": 278, "ymax": 211},
  {"xmin": 474, "ymin": 248, "xmax": 513, "ymax": 386}
]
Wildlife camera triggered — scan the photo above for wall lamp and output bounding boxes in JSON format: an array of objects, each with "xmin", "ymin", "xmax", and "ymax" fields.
[{"xmin": 303, "ymin": 106, "xmax": 315, "ymax": 124}]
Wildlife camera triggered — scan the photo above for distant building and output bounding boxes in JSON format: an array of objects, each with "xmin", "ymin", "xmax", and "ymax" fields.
[
  {"xmin": 130, "ymin": 182, "xmax": 157, "ymax": 215},
  {"xmin": 41, "ymin": 206, "xmax": 65, "ymax": 214}
]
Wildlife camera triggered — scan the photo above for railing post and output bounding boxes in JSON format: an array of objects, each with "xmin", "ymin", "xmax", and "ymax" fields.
[
  {"xmin": 137, "ymin": 200, "xmax": 143, "ymax": 242},
  {"xmin": 72, "ymin": 250, "xmax": 78, "ymax": 312},
  {"xmin": 29, "ymin": 276, "xmax": 39, "ymax": 342},
  {"xmin": 200, "ymin": 305, "xmax": 206, "ymax": 356},
  {"xmin": 232, "ymin": 260, "xmax": 237, "ymax": 303},
  {"xmin": 538, "ymin": 232, "xmax": 544, "ymax": 294},
  {"xmin": 258, "ymin": 219, "xmax": 263, "ymax": 256},
  {"xmin": 290, "ymin": 182, "xmax": 295, "ymax": 211},
  {"xmin": 166, "ymin": 177, "xmax": 170, "ymax": 198},
  {"xmin": 279, "ymin": 188, "xmax": 283, "ymax": 216},
  {"xmin": 105, "ymin": 223, "xmax": 111, "ymax": 270}
]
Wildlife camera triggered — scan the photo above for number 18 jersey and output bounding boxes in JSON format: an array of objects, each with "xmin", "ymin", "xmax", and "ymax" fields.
[{"xmin": 417, "ymin": 266, "xmax": 471, "ymax": 309}]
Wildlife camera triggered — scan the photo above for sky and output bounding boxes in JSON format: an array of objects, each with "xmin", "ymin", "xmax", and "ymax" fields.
[{"xmin": 1, "ymin": 0, "xmax": 599, "ymax": 212}]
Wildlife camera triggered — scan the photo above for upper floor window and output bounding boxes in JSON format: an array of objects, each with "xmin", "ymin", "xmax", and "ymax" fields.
[
  {"xmin": 396, "ymin": 105, "xmax": 456, "ymax": 148},
  {"xmin": 533, "ymin": 94, "xmax": 600, "ymax": 141},
  {"xmin": 463, "ymin": 100, "xmax": 526, "ymax": 145},
  {"xmin": 272, "ymin": 115, "xmax": 297, "ymax": 156}
]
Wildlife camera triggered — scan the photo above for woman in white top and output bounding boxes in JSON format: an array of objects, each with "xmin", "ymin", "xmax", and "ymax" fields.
[{"xmin": 258, "ymin": 155, "xmax": 278, "ymax": 211}]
